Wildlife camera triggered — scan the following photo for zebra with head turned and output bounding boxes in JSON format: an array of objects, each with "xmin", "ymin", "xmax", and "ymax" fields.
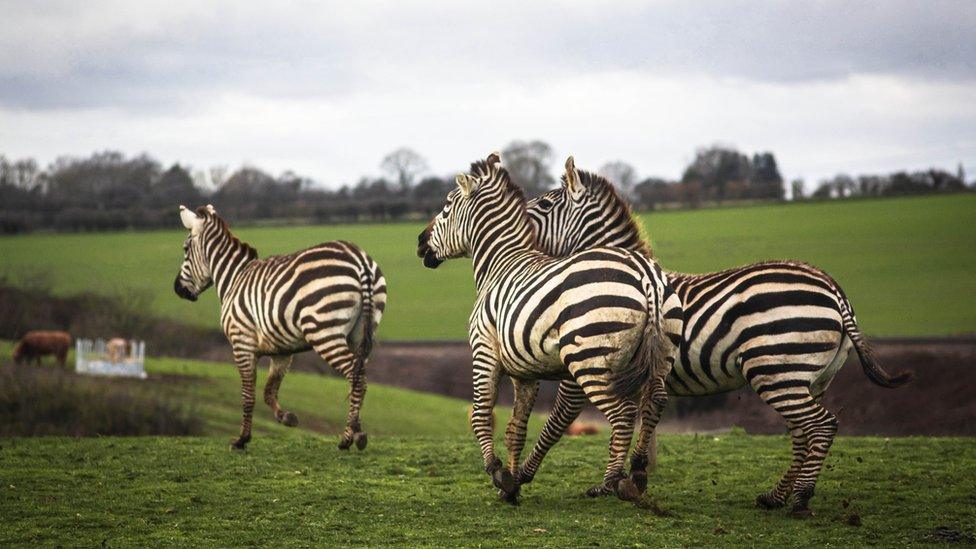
[
  {"xmin": 416, "ymin": 153, "xmax": 680, "ymax": 504},
  {"xmin": 174, "ymin": 205, "xmax": 386, "ymax": 451},
  {"xmin": 524, "ymin": 160, "xmax": 913, "ymax": 516}
]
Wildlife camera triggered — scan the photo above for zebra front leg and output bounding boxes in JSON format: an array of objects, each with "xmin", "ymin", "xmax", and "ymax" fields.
[
  {"xmin": 516, "ymin": 379, "xmax": 586, "ymax": 486},
  {"xmin": 500, "ymin": 378, "xmax": 539, "ymax": 505},
  {"xmin": 630, "ymin": 377, "xmax": 669, "ymax": 494},
  {"xmin": 264, "ymin": 355, "xmax": 298, "ymax": 427},
  {"xmin": 470, "ymin": 350, "xmax": 512, "ymax": 499},
  {"xmin": 231, "ymin": 350, "xmax": 258, "ymax": 450}
]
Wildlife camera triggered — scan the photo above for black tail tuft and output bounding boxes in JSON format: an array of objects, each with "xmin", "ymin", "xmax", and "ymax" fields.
[{"xmin": 853, "ymin": 337, "xmax": 914, "ymax": 388}]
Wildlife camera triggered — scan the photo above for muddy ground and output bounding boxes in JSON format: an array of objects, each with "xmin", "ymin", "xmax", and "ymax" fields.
[{"xmin": 266, "ymin": 337, "xmax": 975, "ymax": 436}]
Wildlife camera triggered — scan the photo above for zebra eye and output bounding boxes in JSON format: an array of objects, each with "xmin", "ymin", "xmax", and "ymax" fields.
[{"xmin": 536, "ymin": 199, "xmax": 553, "ymax": 211}]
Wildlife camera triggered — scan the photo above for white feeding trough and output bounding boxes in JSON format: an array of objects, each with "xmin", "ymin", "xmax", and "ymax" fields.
[{"xmin": 75, "ymin": 338, "xmax": 147, "ymax": 379}]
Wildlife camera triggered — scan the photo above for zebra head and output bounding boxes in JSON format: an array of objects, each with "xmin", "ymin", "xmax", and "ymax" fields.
[
  {"xmin": 173, "ymin": 204, "xmax": 216, "ymax": 301},
  {"xmin": 417, "ymin": 152, "xmax": 504, "ymax": 269},
  {"xmin": 526, "ymin": 156, "xmax": 651, "ymax": 258}
]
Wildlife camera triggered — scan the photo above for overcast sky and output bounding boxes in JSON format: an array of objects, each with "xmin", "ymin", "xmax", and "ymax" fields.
[{"xmin": 1, "ymin": 1, "xmax": 974, "ymax": 190}]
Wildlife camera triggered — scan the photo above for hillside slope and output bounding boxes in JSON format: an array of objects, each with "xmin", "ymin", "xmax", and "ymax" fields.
[{"xmin": 1, "ymin": 194, "xmax": 973, "ymax": 338}]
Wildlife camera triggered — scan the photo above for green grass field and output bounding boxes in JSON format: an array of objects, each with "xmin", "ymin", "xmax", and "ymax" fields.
[
  {"xmin": 1, "ymin": 343, "xmax": 974, "ymax": 546},
  {"xmin": 1, "ymin": 194, "xmax": 974, "ymax": 339}
]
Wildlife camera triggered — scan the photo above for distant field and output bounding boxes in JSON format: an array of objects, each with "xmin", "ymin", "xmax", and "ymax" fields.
[{"xmin": 1, "ymin": 194, "xmax": 973, "ymax": 339}]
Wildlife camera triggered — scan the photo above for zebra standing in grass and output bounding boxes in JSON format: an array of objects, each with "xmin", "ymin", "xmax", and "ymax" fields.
[
  {"xmin": 174, "ymin": 205, "xmax": 386, "ymax": 450},
  {"xmin": 416, "ymin": 153, "xmax": 680, "ymax": 504},
  {"xmin": 523, "ymin": 160, "xmax": 913, "ymax": 516}
]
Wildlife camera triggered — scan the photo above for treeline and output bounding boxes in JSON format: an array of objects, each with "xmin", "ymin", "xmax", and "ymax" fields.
[{"xmin": 0, "ymin": 143, "xmax": 970, "ymax": 233}]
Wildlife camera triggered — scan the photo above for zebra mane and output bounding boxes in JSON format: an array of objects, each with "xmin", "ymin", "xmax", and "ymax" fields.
[
  {"xmin": 561, "ymin": 170, "xmax": 652, "ymax": 258},
  {"xmin": 468, "ymin": 159, "xmax": 529, "ymax": 208},
  {"xmin": 467, "ymin": 158, "xmax": 542, "ymax": 252},
  {"xmin": 195, "ymin": 206, "xmax": 259, "ymax": 260}
]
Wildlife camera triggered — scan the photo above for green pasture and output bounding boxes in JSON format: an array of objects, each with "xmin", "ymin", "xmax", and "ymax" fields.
[
  {"xmin": 1, "ymin": 194, "xmax": 974, "ymax": 339},
  {"xmin": 1, "ymin": 434, "xmax": 972, "ymax": 546},
  {"xmin": 1, "ymin": 342, "xmax": 974, "ymax": 546}
]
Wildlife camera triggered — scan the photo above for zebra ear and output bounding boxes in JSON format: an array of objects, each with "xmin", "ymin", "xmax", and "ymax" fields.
[
  {"xmin": 179, "ymin": 205, "xmax": 203, "ymax": 233},
  {"xmin": 486, "ymin": 151, "xmax": 501, "ymax": 169},
  {"xmin": 456, "ymin": 173, "xmax": 478, "ymax": 198},
  {"xmin": 205, "ymin": 204, "xmax": 217, "ymax": 215},
  {"xmin": 564, "ymin": 156, "xmax": 585, "ymax": 201}
]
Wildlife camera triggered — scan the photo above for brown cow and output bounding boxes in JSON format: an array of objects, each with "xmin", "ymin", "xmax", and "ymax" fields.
[{"xmin": 12, "ymin": 331, "xmax": 71, "ymax": 368}]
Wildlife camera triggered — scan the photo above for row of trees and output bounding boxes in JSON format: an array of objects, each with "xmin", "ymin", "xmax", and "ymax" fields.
[{"xmin": 1, "ymin": 143, "xmax": 970, "ymax": 233}]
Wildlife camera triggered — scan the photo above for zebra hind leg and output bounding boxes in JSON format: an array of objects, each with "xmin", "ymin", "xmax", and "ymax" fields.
[
  {"xmin": 499, "ymin": 379, "xmax": 539, "ymax": 505},
  {"xmin": 308, "ymin": 332, "xmax": 367, "ymax": 450},
  {"xmin": 516, "ymin": 380, "xmax": 586, "ymax": 487},
  {"xmin": 751, "ymin": 371, "xmax": 837, "ymax": 517},
  {"xmin": 581, "ymin": 389, "xmax": 641, "ymax": 502},
  {"xmin": 789, "ymin": 405, "xmax": 838, "ymax": 517},
  {"xmin": 630, "ymin": 378, "xmax": 669, "ymax": 494},
  {"xmin": 756, "ymin": 427, "xmax": 806, "ymax": 509},
  {"xmin": 264, "ymin": 355, "xmax": 298, "ymax": 427}
]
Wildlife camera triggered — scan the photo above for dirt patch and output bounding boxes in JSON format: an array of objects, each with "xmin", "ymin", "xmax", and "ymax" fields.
[{"xmin": 145, "ymin": 336, "xmax": 976, "ymax": 436}]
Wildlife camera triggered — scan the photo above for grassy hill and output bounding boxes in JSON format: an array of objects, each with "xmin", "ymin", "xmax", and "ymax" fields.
[{"xmin": 1, "ymin": 194, "xmax": 973, "ymax": 339}]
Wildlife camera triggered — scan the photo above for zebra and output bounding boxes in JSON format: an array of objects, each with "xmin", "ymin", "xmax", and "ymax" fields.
[
  {"xmin": 524, "ymin": 160, "xmax": 913, "ymax": 516},
  {"xmin": 416, "ymin": 152, "xmax": 680, "ymax": 504},
  {"xmin": 174, "ymin": 204, "xmax": 386, "ymax": 451}
]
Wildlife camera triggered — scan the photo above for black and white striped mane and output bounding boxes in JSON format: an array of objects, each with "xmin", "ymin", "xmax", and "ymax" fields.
[
  {"xmin": 562, "ymin": 170, "xmax": 652, "ymax": 258},
  {"xmin": 195, "ymin": 206, "xmax": 259, "ymax": 261}
]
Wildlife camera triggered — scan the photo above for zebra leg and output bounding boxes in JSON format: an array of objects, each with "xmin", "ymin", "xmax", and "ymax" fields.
[
  {"xmin": 756, "ymin": 427, "xmax": 807, "ymax": 509},
  {"xmin": 264, "ymin": 355, "xmax": 298, "ymax": 427},
  {"xmin": 516, "ymin": 379, "xmax": 586, "ymax": 486},
  {"xmin": 579, "ymin": 383, "xmax": 640, "ymax": 502},
  {"xmin": 471, "ymin": 349, "xmax": 513, "ymax": 498},
  {"xmin": 789, "ymin": 403, "xmax": 838, "ymax": 517},
  {"xmin": 499, "ymin": 378, "xmax": 539, "ymax": 505},
  {"xmin": 630, "ymin": 377, "xmax": 669, "ymax": 494},
  {"xmin": 231, "ymin": 350, "xmax": 257, "ymax": 450},
  {"xmin": 748, "ymin": 362, "xmax": 838, "ymax": 517},
  {"xmin": 309, "ymin": 332, "xmax": 367, "ymax": 450}
]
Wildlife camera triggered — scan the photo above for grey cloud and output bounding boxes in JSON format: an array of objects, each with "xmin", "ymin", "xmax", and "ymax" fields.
[{"xmin": 1, "ymin": 1, "xmax": 974, "ymax": 111}]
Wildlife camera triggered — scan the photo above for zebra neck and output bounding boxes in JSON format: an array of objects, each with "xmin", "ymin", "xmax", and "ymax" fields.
[
  {"xmin": 206, "ymin": 234, "xmax": 257, "ymax": 301},
  {"xmin": 470, "ymin": 222, "xmax": 536, "ymax": 291}
]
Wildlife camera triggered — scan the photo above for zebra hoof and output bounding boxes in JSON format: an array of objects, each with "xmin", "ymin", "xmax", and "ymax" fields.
[
  {"xmin": 354, "ymin": 432, "xmax": 368, "ymax": 450},
  {"xmin": 337, "ymin": 436, "xmax": 354, "ymax": 450},
  {"xmin": 790, "ymin": 506, "xmax": 814, "ymax": 519},
  {"xmin": 584, "ymin": 484, "xmax": 612, "ymax": 498},
  {"xmin": 278, "ymin": 411, "xmax": 299, "ymax": 427},
  {"xmin": 498, "ymin": 485, "xmax": 521, "ymax": 506},
  {"xmin": 630, "ymin": 471, "xmax": 648, "ymax": 494},
  {"xmin": 491, "ymin": 469, "xmax": 516, "ymax": 495},
  {"xmin": 614, "ymin": 478, "xmax": 642, "ymax": 502},
  {"xmin": 755, "ymin": 492, "xmax": 786, "ymax": 509},
  {"xmin": 230, "ymin": 436, "xmax": 250, "ymax": 450}
]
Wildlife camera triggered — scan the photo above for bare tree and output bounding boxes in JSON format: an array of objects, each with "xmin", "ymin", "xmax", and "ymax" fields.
[
  {"xmin": 380, "ymin": 147, "xmax": 429, "ymax": 191},
  {"xmin": 501, "ymin": 140, "xmax": 555, "ymax": 196},
  {"xmin": 599, "ymin": 160, "xmax": 638, "ymax": 199}
]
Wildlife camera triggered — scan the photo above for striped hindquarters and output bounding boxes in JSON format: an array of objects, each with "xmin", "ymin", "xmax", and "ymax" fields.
[{"xmin": 665, "ymin": 261, "xmax": 849, "ymax": 396}]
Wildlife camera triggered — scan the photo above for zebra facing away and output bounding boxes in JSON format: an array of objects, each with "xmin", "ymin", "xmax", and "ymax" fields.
[
  {"xmin": 416, "ymin": 153, "xmax": 679, "ymax": 505},
  {"xmin": 174, "ymin": 205, "xmax": 386, "ymax": 451},
  {"xmin": 524, "ymin": 161, "xmax": 913, "ymax": 516}
]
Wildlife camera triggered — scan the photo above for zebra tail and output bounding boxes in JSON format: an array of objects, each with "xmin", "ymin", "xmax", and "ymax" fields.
[
  {"xmin": 840, "ymin": 299, "xmax": 914, "ymax": 388},
  {"xmin": 353, "ymin": 269, "xmax": 375, "ymax": 381},
  {"xmin": 608, "ymin": 308, "xmax": 670, "ymax": 402}
]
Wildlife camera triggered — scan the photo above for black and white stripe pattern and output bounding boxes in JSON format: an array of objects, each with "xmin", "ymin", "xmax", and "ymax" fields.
[
  {"xmin": 174, "ymin": 204, "xmax": 386, "ymax": 451},
  {"xmin": 417, "ymin": 153, "xmax": 679, "ymax": 504},
  {"xmin": 525, "ymin": 164, "xmax": 912, "ymax": 515}
]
